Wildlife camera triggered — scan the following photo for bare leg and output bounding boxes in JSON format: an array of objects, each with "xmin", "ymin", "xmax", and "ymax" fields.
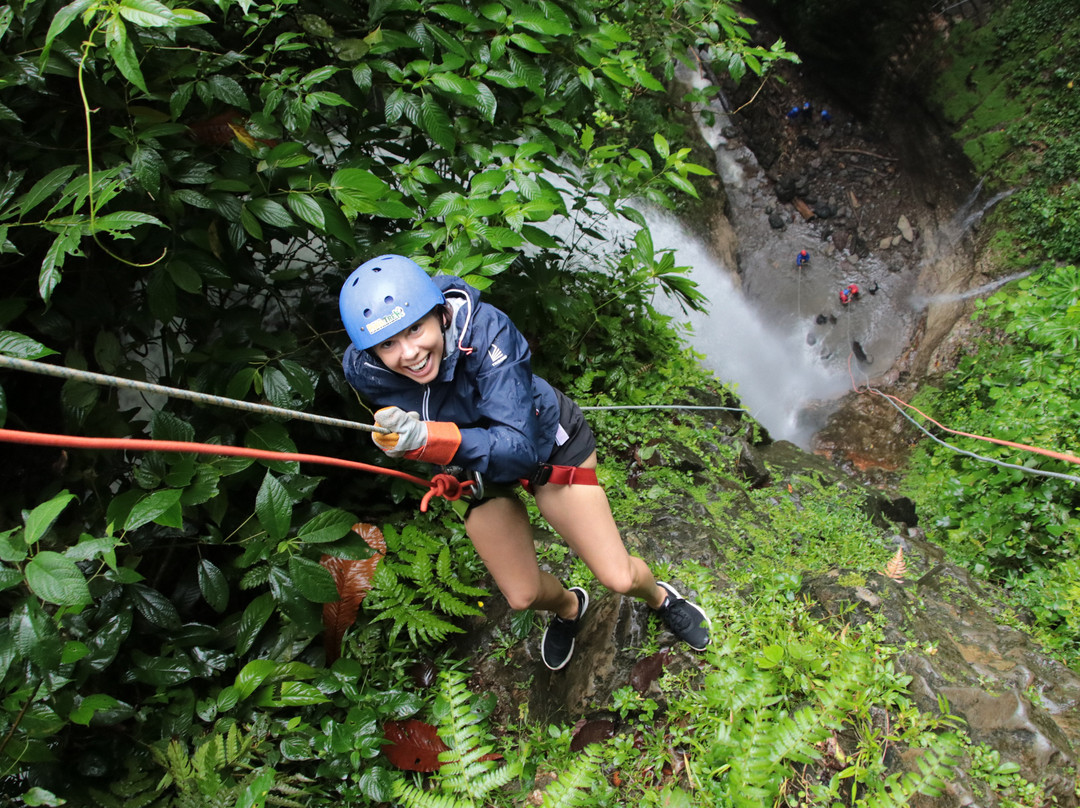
[
  {"xmin": 534, "ymin": 452, "xmax": 666, "ymax": 609},
  {"xmin": 464, "ymin": 495, "xmax": 580, "ymax": 619}
]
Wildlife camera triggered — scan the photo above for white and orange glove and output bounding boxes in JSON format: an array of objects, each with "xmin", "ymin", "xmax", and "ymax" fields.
[{"xmin": 372, "ymin": 406, "xmax": 461, "ymax": 464}]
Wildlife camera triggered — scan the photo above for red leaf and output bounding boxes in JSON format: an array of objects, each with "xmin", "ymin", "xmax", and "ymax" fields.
[
  {"xmin": 320, "ymin": 523, "xmax": 386, "ymax": 663},
  {"xmin": 383, "ymin": 719, "xmax": 449, "ymax": 772},
  {"xmin": 570, "ymin": 719, "xmax": 615, "ymax": 752},
  {"xmin": 630, "ymin": 650, "xmax": 669, "ymax": 694}
]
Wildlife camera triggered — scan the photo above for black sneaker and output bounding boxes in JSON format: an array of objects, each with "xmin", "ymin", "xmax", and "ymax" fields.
[
  {"xmin": 541, "ymin": 587, "xmax": 589, "ymax": 671},
  {"xmin": 655, "ymin": 582, "xmax": 711, "ymax": 651}
]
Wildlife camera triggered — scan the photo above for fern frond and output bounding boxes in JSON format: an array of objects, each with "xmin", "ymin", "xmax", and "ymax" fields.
[
  {"xmin": 861, "ymin": 733, "xmax": 961, "ymax": 808},
  {"xmin": 883, "ymin": 548, "xmax": 907, "ymax": 581},
  {"xmin": 539, "ymin": 747, "xmax": 603, "ymax": 808},
  {"xmin": 394, "ymin": 781, "xmax": 467, "ymax": 808},
  {"xmin": 373, "ymin": 604, "xmax": 463, "ymax": 644},
  {"xmin": 165, "ymin": 740, "xmax": 196, "ymax": 785},
  {"xmin": 766, "ymin": 706, "xmax": 827, "ymax": 766},
  {"xmin": 437, "ymin": 546, "xmax": 487, "ymax": 598},
  {"xmin": 442, "ymin": 762, "xmax": 520, "ymax": 798}
]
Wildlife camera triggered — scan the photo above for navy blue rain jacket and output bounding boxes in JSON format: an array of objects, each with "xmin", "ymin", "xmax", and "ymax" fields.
[{"xmin": 342, "ymin": 275, "xmax": 561, "ymax": 484}]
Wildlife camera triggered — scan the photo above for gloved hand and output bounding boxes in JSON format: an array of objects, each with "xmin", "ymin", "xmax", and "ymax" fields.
[{"xmin": 372, "ymin": 407, "xmax": 427, "ymax": 458}]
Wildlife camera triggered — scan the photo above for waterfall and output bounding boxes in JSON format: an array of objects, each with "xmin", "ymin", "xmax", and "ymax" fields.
[{"xmin": 646, "ymin": 211, "xmax": 853, "ymax": 448}]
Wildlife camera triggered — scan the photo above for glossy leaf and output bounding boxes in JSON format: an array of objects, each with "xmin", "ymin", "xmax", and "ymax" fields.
[
  {"xmin": 236, "ymin": 592, "xmax": 275, "ymax": 655},
  {"xmin": 198, "ymin": 559, "xmax": 229, "ymax": 612},
  {"xmin": 288, "ymin": 555, "xmax": 339, "ymax": 603},
  {"xmin": 24, "ymin": 491, "xmax": 75, "ymax": 545},
  {"xmin": 255, "ymin": 471, "xmax": 292, "ymax": 541},
  {"xmin": 25, "ymin": 551, "xmax": 91, "ymax": 606}
]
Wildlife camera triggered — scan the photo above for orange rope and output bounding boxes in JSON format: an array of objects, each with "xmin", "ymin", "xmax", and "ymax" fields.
[
  {"xmin": 0, "ymin": 428, "xmax": 473, "ymax": 512},
  {"xmin": 847, "ymin": 354, "xmax": 1080, "ymax": 467}
]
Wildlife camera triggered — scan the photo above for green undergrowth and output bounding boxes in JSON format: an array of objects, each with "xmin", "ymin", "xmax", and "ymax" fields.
[
  {"xmin": 905, "ymin": 264, "xmax": 1080, "ymax": 667},
  {"xmin": 929, "ymin": 0, "xmax": 1080, "ymax": 265},
  {"xmin": 416, "ymin": 569, "xmax": 974, "ymax": 808}
]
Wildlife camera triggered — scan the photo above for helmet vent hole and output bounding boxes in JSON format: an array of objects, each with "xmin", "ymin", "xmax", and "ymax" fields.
[
  {"xmin": 372, "ymin": 266, "xmax": 381, "ymax": 272},
  {"xmin": 363, "ymin": 308, "xmax": 372, "ymax": 317},
  {"xmin": 351, "ymin": 277, "xmax": 359, "ymax": 287},
  {"xmin": 384, "ymin": 295, "xmax": 394, "ymax": 304}
]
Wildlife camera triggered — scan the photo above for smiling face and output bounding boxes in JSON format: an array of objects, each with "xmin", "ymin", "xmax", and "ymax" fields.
[{"xmin": 372, "ymin": 310, "xmax": 445, "ymax": 384}]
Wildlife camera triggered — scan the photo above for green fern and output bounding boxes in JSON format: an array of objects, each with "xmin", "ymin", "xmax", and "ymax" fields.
[
  {"xmin": 364, "ymin": 526, "xmax": 486, "ymax": 646},
  {"xmin": 858, "ymin": 732, "xmax": 962, "ymax": 807},
  {"xmin": 86, "ymin": 762, "xmax": 169, "ymax": 808},
  {"xmin": 147, "ymin": 725, "xmax": 318, "ymax": 808},
  {"xmin": 537, "ymin": 747, "xmax": 603, "ymax": 808},
  {"xmin": 395, "ymin": 669, "xmax": 521, "ymax": 808}
]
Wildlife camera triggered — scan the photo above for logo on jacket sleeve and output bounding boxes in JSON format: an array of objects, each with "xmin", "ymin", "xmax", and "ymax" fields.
[{"xmin": 487, "ymin": 343, "xmax": 508, "ymax": 367}]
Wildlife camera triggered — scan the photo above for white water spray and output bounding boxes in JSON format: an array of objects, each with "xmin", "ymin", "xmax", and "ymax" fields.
[{"xmin": 909, "ymin": 269, "xmax": 1032, "ymax": 310}]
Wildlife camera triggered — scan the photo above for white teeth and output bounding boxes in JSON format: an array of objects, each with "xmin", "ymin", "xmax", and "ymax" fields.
[{"xmin": 408, "ymin": 357, "xmax": 428, "ymax": 372}]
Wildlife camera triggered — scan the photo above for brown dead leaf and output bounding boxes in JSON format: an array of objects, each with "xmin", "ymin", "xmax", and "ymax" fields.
[
  {"xmin": 320, "ymin": 523, "xmax": 386, "ymax": 663},
  {"xmin": 883, "ymin": 548, "xmax": 906, "ymax": 582}
]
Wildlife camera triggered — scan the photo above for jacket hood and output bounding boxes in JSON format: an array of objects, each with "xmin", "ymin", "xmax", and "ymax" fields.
[{"xmin": 433, "ymin": 275, "xmax": 482, "ymax": 381}]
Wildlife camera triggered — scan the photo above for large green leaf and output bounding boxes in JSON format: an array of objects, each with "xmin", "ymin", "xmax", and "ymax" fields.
[
  {"xmin": 24, "ymin": 491, "xmax": 76, "ymax": 546},
  {"xmin": 246, "ymin": 422, "xmax": 299, "ymax": 474},
  {"xmin": 297, "ymin": 509, "xmax": 356, "ymax": 544},
  {"xmin": 124, "ymin": 488, "xmax": 184, "ymax": 531},
  {"xmin": 128, "ymin": 583, "xmax": 182, "ymax": 629},
  {"xmin": 0, "ymin": 330, "xmax": 49, "ymax": 360},
  {"xmin": 247, "ymin": 197, "xmax": 295, "ymax": 228},
  {"xmin": 198, "ymin": 559, "xmax": 229, "ymax": 612},
  {"xmin": 16, "ymin": 165, "xmax": 76, "ymax": 216},
  {"xmin": 117, "ymin": 0, "xmax": 182, "ymax": 28},
  {"xmin": 234, "ymin": 658, "xmax": 278, "ymax": 699},
  {"xmin": 236, "ymin": 592, "xmax": 275, "ymax": 656},
  {"xmin": 286, "ymin": 192, "xmax": 325, "ymax": 229},
  {"xmin": 256, "ymin": 471, "xmax": 292, "ymax": 541},
  {"xmin": 288, "ymin": 555, "xmax": 339, "ymax": 602},
  {"xmin": 105, "ymin": 16, "xmax": 147, "ymax": 94},
  {"xmin": 25, "ymin": 551, "xmax": 91, "ymax": 606}
]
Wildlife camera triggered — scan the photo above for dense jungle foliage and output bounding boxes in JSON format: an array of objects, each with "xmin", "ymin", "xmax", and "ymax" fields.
[
  {"xmin": 0, "ymin": 0, "xmax": 1075, "ymax": 804},
  {"xmin": 907, "ymin": 0, "xmax": 1080, "ymax": 664},
  {"xmin": 0, "ymin": 0, "xmax": 811, "ymax": 804}
]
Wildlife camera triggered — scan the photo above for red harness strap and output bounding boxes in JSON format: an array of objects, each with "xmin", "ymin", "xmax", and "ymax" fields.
[{"xmin": 519, "ymin": 463, "xmax": 599, "ymax": 493}]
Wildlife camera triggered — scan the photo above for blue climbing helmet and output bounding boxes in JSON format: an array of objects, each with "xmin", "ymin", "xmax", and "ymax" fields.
[{"xmin": 339, "ymin": 254, "xmax": 445, "ymax": 351}]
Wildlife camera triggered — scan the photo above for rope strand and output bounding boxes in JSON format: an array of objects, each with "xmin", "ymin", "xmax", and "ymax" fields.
[
  {"xmin": 0, "ymin": 428, "xmax": 472, "ymax": 512},
  {"xmin": 0, "ymin": 356, "xmax": 389, "ymax": 434}
]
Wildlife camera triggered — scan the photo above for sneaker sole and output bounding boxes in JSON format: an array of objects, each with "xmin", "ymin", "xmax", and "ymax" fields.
[
  {"xmin": 657, "ymin": 581, "xmax": 712, "ymax": 652},
  {"xmin": 540, "ymin": 587, "xmax": 589, "ymax": 671}
]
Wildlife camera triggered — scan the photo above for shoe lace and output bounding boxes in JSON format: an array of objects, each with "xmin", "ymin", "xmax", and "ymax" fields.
[{"xmin": 663, "ymin": 601, "xmax": 696, "ymax": 632}]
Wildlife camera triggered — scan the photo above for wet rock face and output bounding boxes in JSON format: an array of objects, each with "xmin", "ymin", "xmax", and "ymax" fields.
[{"xmin": 802, "ymin": 539, "xmax": 1080, "ymax": 807}]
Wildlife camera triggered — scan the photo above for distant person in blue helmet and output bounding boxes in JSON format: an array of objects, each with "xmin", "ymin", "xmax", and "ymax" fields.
[{"xmin": 339, "ymin": 255, "xmax": 711, "ymax": 671}]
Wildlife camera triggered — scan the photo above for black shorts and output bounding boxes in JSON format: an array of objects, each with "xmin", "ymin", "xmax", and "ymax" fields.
[{"xmin": 545, "ymin": 387, "xmax": 596, "ymax": 467}]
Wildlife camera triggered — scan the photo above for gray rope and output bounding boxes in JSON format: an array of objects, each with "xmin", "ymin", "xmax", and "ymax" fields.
[
  {"xmin": 0, "ymin": 355, "xmax": 389, "ymax": 434},
  {"xmin": 579, "ymin": 404, "xmax": 748, "ymax": 412},
  {"xmin": 0, "ymin": 355, "xmax": 748, "ymax": 431}
]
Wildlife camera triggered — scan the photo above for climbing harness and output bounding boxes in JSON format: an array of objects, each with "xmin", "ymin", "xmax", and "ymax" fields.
[{"xmin": 521, "ymin": 463, "xmax": 599, "ymax": 493}]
